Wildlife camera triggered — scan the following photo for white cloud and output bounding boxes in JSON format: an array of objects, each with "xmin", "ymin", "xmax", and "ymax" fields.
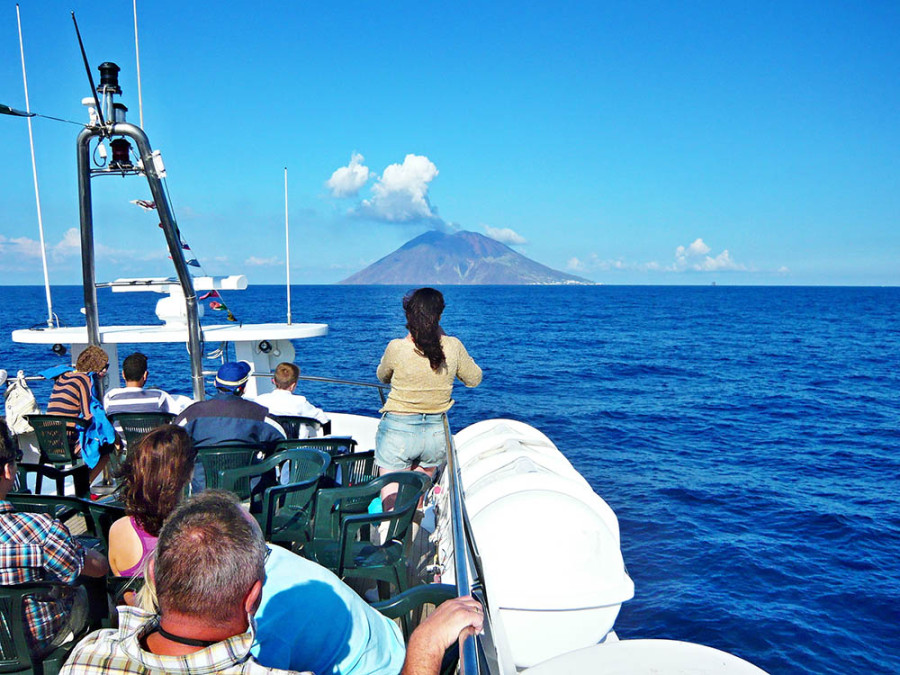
[
  {"xmin": 54, "ymin": 228, "xmax": 82, "ymax": 258},
  {"xmin": 567, "ymin": 254, "xmax": 653, "ymax": 272},
  {"xmin": 777, "ymin": 266, "xmax": 790, "ymax": 275},
  {"xmin": 673, "ymin": 238, "xmax": 745, "ymax": 271},
  {"xmin": 483, "ymin": 225, "xmax": 527, "ymax": 246},
  {"xmin": 675, "ymin": 238, "xmax": 711, "ymax": 260},
  {"xmin": 245, "ymin": 256, "xmax": 281, "ymax": 267},
  {"xmin": 326, "ymin": 153, "xmax": 371, "ymax": 198},
  {"xmin": 567, "ymin": 238, "xmax": 749, "ymax": 275},
  {"xmin": 0, "ymin": 228, "xmax": 82, "ymax": 262},
  {"xmin": 358, "ymin": 154, "xmax": 440, "ymax": 222}
]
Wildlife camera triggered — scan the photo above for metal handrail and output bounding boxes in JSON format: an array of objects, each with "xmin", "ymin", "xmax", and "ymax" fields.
[
  {"xmin": 443, "ymin": 415, "xmax": 498, "ymax": 675},
  {"xmin": 209, "ymin": 371, "xmax": 390, "ymax": 405},
  {"xmin": 12, "ymin": 371, "xmax": 390, "ymax": 404}
]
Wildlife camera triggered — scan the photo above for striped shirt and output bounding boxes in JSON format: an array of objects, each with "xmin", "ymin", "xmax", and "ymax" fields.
[
  {"xmin": 0, "ymin": 501, "xmax": 86, "ymax": 655},
  {"xmin": 47, "ymin": 371, "xmax": 94, "ymax": 420},
  {"xmin": 103, "ymin": 387, "xmax": 177, "ymax": 416},
  {"xmin": 60, "ymin": 606, "xmax": 306, "ymax": 675}
]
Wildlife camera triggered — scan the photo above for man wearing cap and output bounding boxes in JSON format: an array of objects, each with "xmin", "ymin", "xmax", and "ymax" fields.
[{"xmin": 174, "ymin": 362, "xmax": 285, "ymax": 491}]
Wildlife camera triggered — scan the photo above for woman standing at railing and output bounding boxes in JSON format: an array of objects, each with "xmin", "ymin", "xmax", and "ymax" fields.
[{"xmin": 375, "ymin": 287, "xmax": 482, "ymax": 509}]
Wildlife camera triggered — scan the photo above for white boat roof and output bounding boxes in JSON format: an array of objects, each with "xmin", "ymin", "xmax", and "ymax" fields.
[{"xmin": 12, "ymin": 322, "xmax": 328, "ymax": 345}]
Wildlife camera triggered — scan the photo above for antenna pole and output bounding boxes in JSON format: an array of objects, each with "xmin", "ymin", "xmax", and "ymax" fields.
[
  {"xmin": 16, "ymin": 4, "xmax": 54, "ymax": 328},
  {"xmin": 71, "ymin": 12, "xmax": 105, "ymax": 127},
  {"xmin": 284, "ymin": 167, "xmax": 292, "ymax": 325},
  {"xmin": 132, "ymin": 0, "xmax": 144, "ymax": 128}
]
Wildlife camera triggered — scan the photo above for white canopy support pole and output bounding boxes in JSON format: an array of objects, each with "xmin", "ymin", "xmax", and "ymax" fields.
[
  {"xmin": 285, "ymin": 167, "xmax": 292, "ymax": 325},
  {"xmin": 133, "ymin": 0, "xmax": 144, "ymax": 128},
  {"xmin": 16, "ymin": 4, "xmax": 54, "ymax": 328}
]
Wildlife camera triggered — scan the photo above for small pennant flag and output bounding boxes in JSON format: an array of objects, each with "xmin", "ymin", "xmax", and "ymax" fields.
[
  {"xmin": 198, "ymin": 291, "xmax": 221, "ymax": 300},
  {"xmin": 186, "ymin": 258, "xmax": 201, "ymax": 268},
  {"xmin": 131, "ymin": 199, "xmax": 156, "ymax": 210},
  {"xmin": 226, "ymin": 311, "xmax": 237, "ymax": 322}
]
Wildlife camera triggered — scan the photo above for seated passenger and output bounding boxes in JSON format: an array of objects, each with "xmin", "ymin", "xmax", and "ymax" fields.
[
  {"xmin": 108, "ymin": 426, "xmax": 196, "ymax": 578},
  {"xmin": 175, "ymin": 361, "xmax": 285, "ymax": 491},
  {"xmin": 61, "ymin": 490, "xmax": 482, "ymax": 675},
  {"xmin": 0, "ymin": 420, "xmax": 109, "ymax": 657},
  {"xmin": 46, "ymin": 345, "xmax": 119, "ymax": 482},
  {"xmin": 104, "ymin": 352, "xmax": 179, "ymax": 416},
  {"xmin": 253, "ymin": 362, "xmax": 329, "ymax": 437}
]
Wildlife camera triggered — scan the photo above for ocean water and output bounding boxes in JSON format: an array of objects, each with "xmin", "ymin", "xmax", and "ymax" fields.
[{"xmin": 2, "ymin": 284, "xmax": 899, "ymax": 674}]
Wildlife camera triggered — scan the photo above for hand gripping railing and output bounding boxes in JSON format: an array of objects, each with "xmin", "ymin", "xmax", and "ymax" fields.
[{"xmin": 443, "ymin": 415, "xmax": 501, "ymax": 675}]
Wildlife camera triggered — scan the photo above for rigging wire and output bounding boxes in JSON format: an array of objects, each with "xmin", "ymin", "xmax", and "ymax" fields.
[
  {"xmin": 132, "ymin": 0, "xmax": 144, "ymax": 129},
  {"xmin": 16, "ymin": 4, "xmax": 54, "ymax": 329},
  {"xmin": 285, "ymin": 167, "xmax": 292, "ymax": 325}
]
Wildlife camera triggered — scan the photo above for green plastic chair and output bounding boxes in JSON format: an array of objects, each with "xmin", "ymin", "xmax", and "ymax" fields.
[
  {"xmin": 275, "ymin": 437, "xmax": 357, "ymax": 458},
  {"xmin": 105, "ymin": 576, "xmax": 147, "ymax": 626},
  {"xmin": 0, "ymin": 582, "xmax": 88, "ymax": 675},
  {"xmin": 269, "ymin": 415, "xmax": 330, "ymax": 439},
  {"xmin": 218, "ymin": 448, "xmax": 330, "ymax": 546},
  {"xmin": 305, "ymin": 472, "xmax": 431, "ymax": 597},
  {"xmin": 7, "ymin": 494, "xmax": 125, "ymax": 556},
  {"xmin": 194, "ymin": 444, "xmax": 260, "ymax": 491},
  {"xmin": 371, "ymin": 583, "xmax": 458, "ymax": 641},
  {"xmin": 23, "ymin": 415, "xmax": 90, "ymax": 498},
  {"xmin": 327, "ymin": 450, "xmax": 377, "ymax": 487},
  {"xmin": 13, "ymin": 463, "xmax": 90, "ymax": 501},
  {"xmin": 107, "ymin": 412, "xmax": 175, "ymax": 451}
]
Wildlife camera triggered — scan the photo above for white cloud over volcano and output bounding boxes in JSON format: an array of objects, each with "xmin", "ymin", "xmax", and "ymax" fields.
[{"xmin": 326, "ymin": 153, "xmax": 371, "ymax": 198}]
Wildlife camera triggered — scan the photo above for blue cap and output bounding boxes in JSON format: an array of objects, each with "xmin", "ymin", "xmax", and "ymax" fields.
[{"xmin": 215, "ymin": 361, "xmax": 252, "ymax": 391}]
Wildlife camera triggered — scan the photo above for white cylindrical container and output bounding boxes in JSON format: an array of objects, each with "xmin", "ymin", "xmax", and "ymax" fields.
[{"xmin": 441, "ymin": 419, "xmax": 634, "ymax": 669}]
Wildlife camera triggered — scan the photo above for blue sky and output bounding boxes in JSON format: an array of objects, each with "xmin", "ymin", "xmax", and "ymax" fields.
[{"xmin": 2, "ymin": 1, "xmax": 898, "ymax": 286}]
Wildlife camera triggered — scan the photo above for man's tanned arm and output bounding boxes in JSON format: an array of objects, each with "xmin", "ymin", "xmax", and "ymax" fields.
[{"xmin": 401, "ymin": 596, "xmax": 484, "ymax": 675}]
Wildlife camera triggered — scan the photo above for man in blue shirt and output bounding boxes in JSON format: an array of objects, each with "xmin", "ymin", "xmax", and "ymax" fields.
[
  {"xmin": 254, "ymin": 544, "xmax": 406, "ymax": 675},
  {"xmin": 175, "ymin": 362, "xmax": 285, "ymax": 491}
]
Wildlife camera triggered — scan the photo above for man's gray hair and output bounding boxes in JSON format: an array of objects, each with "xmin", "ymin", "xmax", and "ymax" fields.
[{"xmin": 154, "ymin": 490, "xmax": 266, "ymax": 623}]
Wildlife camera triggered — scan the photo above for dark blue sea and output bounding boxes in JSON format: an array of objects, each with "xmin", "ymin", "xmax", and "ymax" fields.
[{"xmin": 2, "ymin": 285, "xmax": 898, "ymax": 674}]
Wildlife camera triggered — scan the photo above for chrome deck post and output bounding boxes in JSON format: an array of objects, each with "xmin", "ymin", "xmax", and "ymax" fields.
[
  {"xmin": 108, "ymin": 122, "xmax": 206, "ymax": 401},
  {"xmin": 76, "ymin": 126, "xmax": 101, "ymax": 350}
]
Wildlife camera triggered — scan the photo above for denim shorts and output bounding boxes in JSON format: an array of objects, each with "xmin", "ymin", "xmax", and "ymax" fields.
[{"xmin": 375, "ymin": 412, "xmax": 448, "ymax": 471}]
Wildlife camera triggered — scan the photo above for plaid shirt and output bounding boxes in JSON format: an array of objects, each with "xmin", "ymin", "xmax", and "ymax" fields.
[
  {"xmin": 0, "ymin": 500, "xmax": 85, "ymax": 655},
  {"xmin": 61, "ymin": 606, "xmax": 309, "ymax": 675}
]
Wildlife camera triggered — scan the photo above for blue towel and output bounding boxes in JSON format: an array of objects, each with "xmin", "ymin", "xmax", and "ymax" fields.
[
  {"xmin": 79, "ymin": 376, "xmax": 117, "ymax": 469},
  {"xmin": 39, "ymin": 364, "xmax": 73, "ymax": 380}
]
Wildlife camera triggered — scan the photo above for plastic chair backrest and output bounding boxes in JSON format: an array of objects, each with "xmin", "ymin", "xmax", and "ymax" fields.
[
  {"xmin": 371, "ymin": 583, "xmax": 458, "ymax": 641},
  {"xmin": 269, "ymin": 415, "xmax": 324, "ymax": 440},
  {"xmin": 13, "ymin": 462, "xmax": 91, "ymax": 500},
  {"xmin": 195, "ymin": 445, "xmax": 258, "ymax": 491},
  {"xmin": 107, "ymin": 412, "xmax": 175, "ymax": 450},
  {"xmin": 311, "ymin": 471, "xmax": 429, "ymax": 543},
  {"xmin": 7, "ymin": 494, "xmax": 125, "ymax": 556},
  {"xmin": 0, "ymin": 582, "xmax": 60, "ymax": 672},
  {"xmin": 381, "ymin": 472, "xmax": 431, "ymax": 543},
  {"xmin": 327, "ymin": 450, "xmax": 377, "ymax": 487},
  {"xmin": 253, "ymin": 449, "xmax": 330, "ymax": 542},
  {"xmin": 275, "ymin": 437, "xmax": 357, "ymax": 457},
  {"xmin": 24, "ymin": 414, "xmax": 87, "ymax": 466}
]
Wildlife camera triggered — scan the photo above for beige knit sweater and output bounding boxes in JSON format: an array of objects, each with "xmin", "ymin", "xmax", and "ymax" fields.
[{"xmin": 377, "ymin": 335, "xmax": 482, "ymax": 413}]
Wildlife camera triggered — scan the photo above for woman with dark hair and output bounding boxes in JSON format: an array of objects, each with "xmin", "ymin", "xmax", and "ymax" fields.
[
  {"xmin": 108, "ymin": 425, "xmax": 196, "ymax": 577},
  {"xmin": 375, "ymin": 288, "xmax": 482, "ymax": 506}
]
